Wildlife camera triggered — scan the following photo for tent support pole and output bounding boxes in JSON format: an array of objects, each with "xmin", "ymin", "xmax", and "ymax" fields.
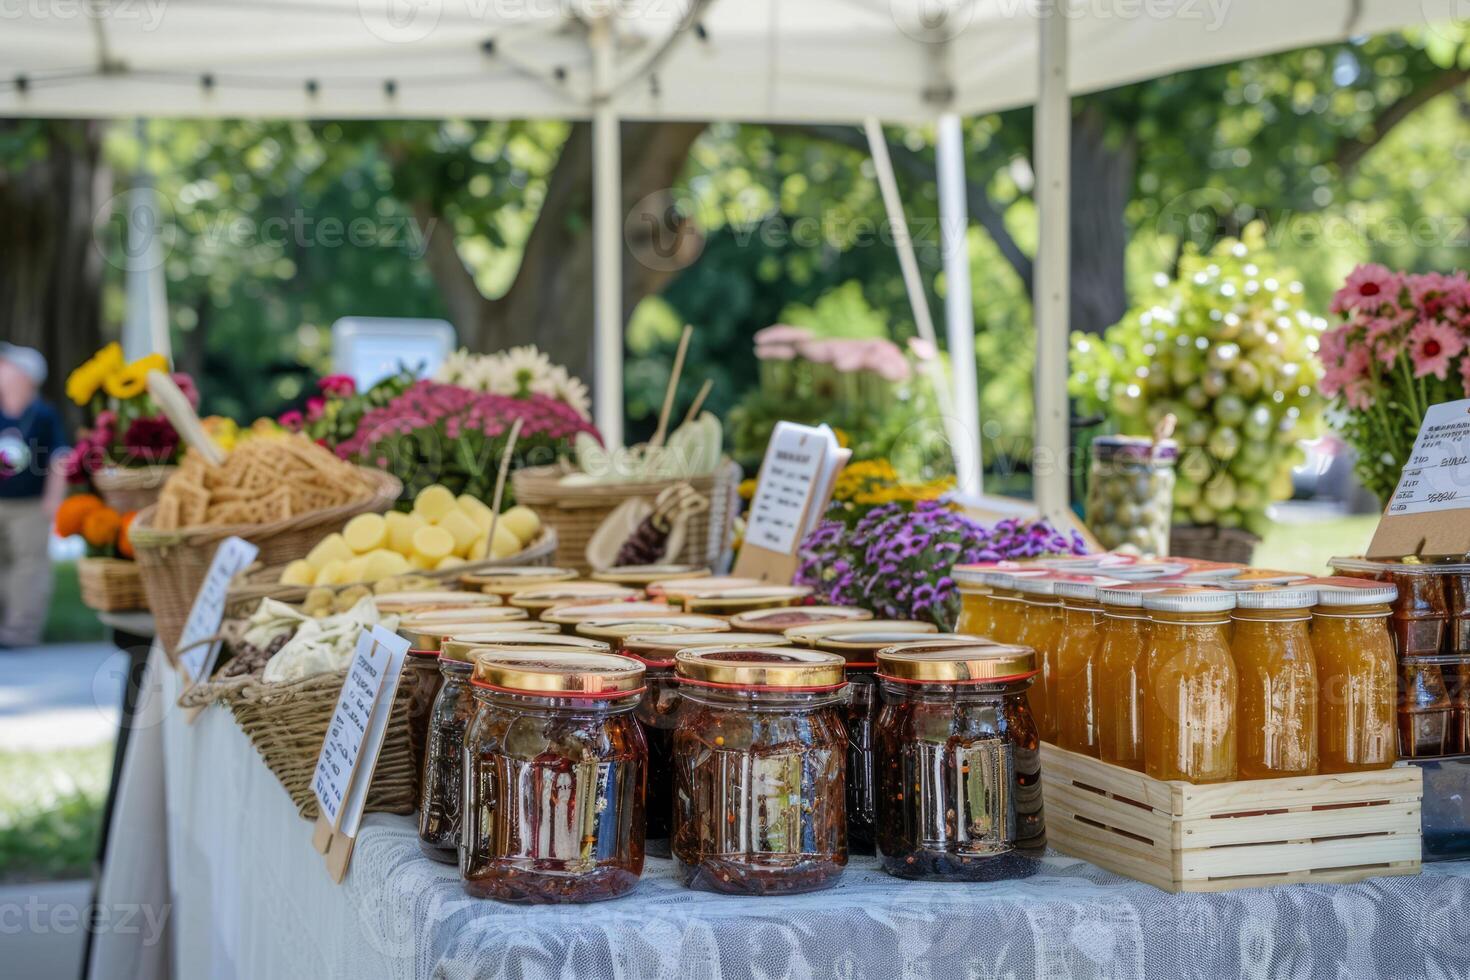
[
  {"xmin": 124, "ymin": 117, "xmax": 172, "ymax": 365},
  {"xmin": 863, "ymin": 117, "xmax": 966, "ymax": 483},
  {"xmin": 936, "ymin": 112, "xmax": 981, "ymax": 496},
  {"xmin": 591, "ymin": 17, "xmax": 624, "ymax": 449},
  {"xmin": 1033, "ymin": 7, "xmax": 1070, "ymax": 522}
]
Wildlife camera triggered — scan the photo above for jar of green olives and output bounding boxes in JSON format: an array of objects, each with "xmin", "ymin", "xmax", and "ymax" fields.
[{"xmin": 1085, "ymin": 436, "xmax": 1176, "ymax": 556}]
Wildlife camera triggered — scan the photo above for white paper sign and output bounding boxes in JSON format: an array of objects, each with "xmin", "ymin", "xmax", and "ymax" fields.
[
  {"xmin": 1404, "ymin": 399, "xmax": 1470, "ymax": 471},
  {"xmin": 177, "ymin": 536, "xmax": 260, "ymax": 683},
  {"xmin": 744, "ymin": 422, "xmax": 843, "ymax": 555},
  {"xmin": 311, "ymin": 625, "xmax": 410, "ymax": 836}
]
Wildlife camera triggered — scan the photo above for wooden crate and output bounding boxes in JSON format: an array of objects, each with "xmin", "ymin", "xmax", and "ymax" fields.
[{"xmin": 1041, "ymin": 743, "xmax": 1423, "ymax": 893}]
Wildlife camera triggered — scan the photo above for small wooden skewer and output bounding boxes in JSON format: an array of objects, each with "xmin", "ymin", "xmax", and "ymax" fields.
[
  {"xmin": 649, "ymin": 324, "xmax": 693, "ymax": 450},
  {"xmin": 681, "ymin": 378, "xmax": 713, "ymax": 427},
  {"xmin": 483, "ymin": 417, "xmax": 524, "ymax": 559}
]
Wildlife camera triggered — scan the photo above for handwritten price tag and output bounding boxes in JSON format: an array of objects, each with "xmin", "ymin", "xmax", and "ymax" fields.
[
  {"xmin": 1369, "ymin": 399, "xmax": 1470, "ymax": 558},
  {"xmin": 176, "ymin": 536, "xmax": 259, "ymax": 683}
]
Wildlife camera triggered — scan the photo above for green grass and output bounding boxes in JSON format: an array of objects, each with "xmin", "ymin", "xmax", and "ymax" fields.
[
  {"xmin": 0, "ymin": 744, "xmax": 111, "ymax": 884},
  {"xmin": 42, "ymin": 560, "xmax": 106, "ymax": 645},
  {"xmin": 1253, "ymin": 514, "xmax": 1380, "ymax": 575}
]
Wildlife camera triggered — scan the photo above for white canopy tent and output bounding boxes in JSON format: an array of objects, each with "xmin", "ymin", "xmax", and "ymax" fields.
[{"xmin": 0, "ymin": 0, "xmax": 1431, "ymax": 518}]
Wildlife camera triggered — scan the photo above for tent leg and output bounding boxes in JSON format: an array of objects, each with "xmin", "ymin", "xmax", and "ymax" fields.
[
  {"xmin": 1033, "ymin": 8, "xmax": 1070, "ymax": 522},
  {"xmin": 591, "ymin": 18, "xmax": 624, "ymax": 450},
  {"xmin": 863, "ymin": 117, "xmax": 967, "ymax": 484},
  {"xmin": 123, "ymin": 118, "xmax": 172, "ymax": 365},
  {"xmin": 936, "ymin": 112, "xmax": 981, "ymax": 497}
]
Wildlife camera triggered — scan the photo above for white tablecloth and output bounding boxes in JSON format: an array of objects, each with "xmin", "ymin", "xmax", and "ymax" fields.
[{"xmin": 92, "ymin": 645, "xmax": 1470, "ymax": 979}]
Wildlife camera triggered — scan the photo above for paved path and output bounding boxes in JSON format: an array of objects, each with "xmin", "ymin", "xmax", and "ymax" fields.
[{"xmin": 0, "ymin": 642, "xmax": 126, "ymax": 750}]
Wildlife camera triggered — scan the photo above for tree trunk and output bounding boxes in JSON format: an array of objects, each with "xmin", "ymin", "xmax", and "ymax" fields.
[
  {"xmin": 0, "ymin": 119, "xmax": 107, "ymax": 423},
  {"xmin": 414, "ymin": 121, "xmax": 706, "ymax": 386},
  {"xmin": 1068, "ymin": 103, "xmax": 1135, "ymax": 335}
]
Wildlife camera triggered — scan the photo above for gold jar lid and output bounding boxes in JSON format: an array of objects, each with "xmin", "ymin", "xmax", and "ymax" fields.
[
  {"xmin": 397, "ymin": 606, "xmax": 530, "ymax": 626},
  {"xmin": 876, "ymin": 643, "xmax": 1036, "ymax": 683},
  {"xmin": 401, "ymin": 620, "xmax": 560, "ymax": 654},
  {"xmin": 727, "ymin": 605, "xmax": 873, "ymax": 634},
  {"xmin": 575, "ymin": 615, "xmax": 730, "ymax": 643},
  {"xmin": 540, "ymin": 601, "xmax": 676, "ymax": 626},
  {"xmin": 460, "ymin": 566, "xmax": 579, "ymax": 596},
  {"xmin": 443, "ymin": 633, "xmax": 610, "ymax": 662},
  {"xmin": 590, "ymin": 564, "xmax": 711, "ymax": 587},
  {"xmin": 374, "ymin": 590, "xmax": 503, "ymax": 614},
  {"xmin": 470, "ymin": 649, "xmax": 644, "ymax": 695},
  {"xmin": 674, "ymin": 646, "xmax": 846, "ymax": 688},
  {"xmin": 783, "ymin": 619, "xmax": 938, "ymax": 647},
  {"xmin": 815, "ymin": 632, "xmax": 993, "ymax": 662},
  {"xmin": 682, "ymin": 585, "xmax": 813, "ymax": 615},
  {"xmin": 647, "ymin": 575, "xmax": 763, "ymax": 601},
  {"xmin": 507, "ymin": 582, "xmax": 642, "ymax": 614},
  {"xmin": 622, "ymin": 630, "xmax": 789, "ymax": 664}
]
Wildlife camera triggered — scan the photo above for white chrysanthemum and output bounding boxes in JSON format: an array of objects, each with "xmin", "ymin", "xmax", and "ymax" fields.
[
  {"xmin": 434, "ymin": 347, "xmax": 474, "ymax": 384},
  {"xmin": 498, "ymin": 345, "xmax": 551, "ymax": 396},
  {"xmin": 530, "ymin": 365, "xmax": 592, "ymax": 420}
]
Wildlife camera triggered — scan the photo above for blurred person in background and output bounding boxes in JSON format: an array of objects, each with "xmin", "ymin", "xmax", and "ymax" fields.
[{"xmin": 0, "ymin": 343, "xmax": 69, "ymax": 648}]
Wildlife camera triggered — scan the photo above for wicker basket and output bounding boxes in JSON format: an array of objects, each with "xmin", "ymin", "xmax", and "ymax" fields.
[
  {"xmin": 512, "ymin": 460, "xmax": 741, "ymax": 574},
  {"xmin": 129, "ymin": 467, "xmax": 402, "ymax": 654},
  {"xmin": 77, "ymin": 557, "xmax": 148, "ymax": 612},
  {"xmin": 92, "ymin": 465, "xmax": 176, "ymax": 514},
  {"xmin": 183, "ymin": 668, "xmax": 416, "ymax": 820},
  {"xmin": 1170, "ymin": 524, "xmax": 1261, "ymax": 565},
  {"xmin": 225, "ymin": 526, "xmax": 559, "ymax": 609}
]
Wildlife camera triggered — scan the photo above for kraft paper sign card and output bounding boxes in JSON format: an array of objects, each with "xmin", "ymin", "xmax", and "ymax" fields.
[
  {"xmin": 311, "ymin": 624, "xmax": 410, "ymax": 883},
  {"xmin": 734, "ymin": 422, "xmax": 850, "ymax": 583},
  {"xmin": 1368, "ymin": 398, "xmax": 1470, "ymax": 559}
]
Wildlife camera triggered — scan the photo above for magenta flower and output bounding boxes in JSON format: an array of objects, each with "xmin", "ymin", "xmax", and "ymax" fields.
[
  {"xmin": 1330, "ymin": 264, "xmax": 1401, "ymax": 315},
  {"xmin": 319, "ymin": 374, "xmax": 357, "ymax": 398},
  {"xmin": 278, "ymin": 410, "xmax": 305, "ymax": 431},
  {"xmin": 1409, "ymin": 319, "xmax": 1463, "ymax": 380}
]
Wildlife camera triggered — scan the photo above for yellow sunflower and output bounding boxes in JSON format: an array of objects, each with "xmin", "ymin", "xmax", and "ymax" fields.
[
  {"xmin": 103, "ymin": 354, "xmax": 167, "ymax": 399},
  {"xmin": 66, "ymin": 342, "xmax": 126, "ymax": 405}
]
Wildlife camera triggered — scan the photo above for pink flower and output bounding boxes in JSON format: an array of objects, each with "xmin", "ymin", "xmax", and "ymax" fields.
[
  {"xmin": 755, "ymin": 343, "xmax": 797, "ymax": 362},
  {"xmin": 172, "ymin": 373, "xmax": 200, "ymax": 410},
  {"xmin": 753, "ymin": 325, "xmax": 813, "ymax": 346},
  {"xmin": 861, "ymin": 339, "xmax": 911, "ymax": 382},
  {"xmin": 1461, "ymin": 357, "xmax": 1470, "ymax": 398},
  {"xmin": 278, "ymin": 410, "xmax": 304, "ymax": 431},
  {"xmin": 319, "ymin": 374, "xmax": 357, "ymax": 398},
  {"xmin": 1408, "ymin": 319, "xmax": 1464, "ymax": 380},
  {"xmin": 831, "ymin": 340, "xmax": 868, "ymax": 373},
  {"xmin": 1407, "ymin": 272, "xmax": 1470, "ymax": 320},
  {"xmin": 798, "ymin": 339, "xmax": 836, "ymax": 364},
  {"xmin": 908, "ymin": 337, "xmax": 937, "ymax": 361},
  {"xmin": 1331, "ymin": 264, "xmax": 1401, "ymax": 315},
  {"xmin": 306, "ymin": 396, "xmax": 326, "ymax": 422}
]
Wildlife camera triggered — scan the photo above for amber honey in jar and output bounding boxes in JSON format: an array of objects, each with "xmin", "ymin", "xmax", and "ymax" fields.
[
  {"xmin": 1093, "ymin": 583, "xmax": 1170, "ymax": 771},
  {"xmin": 1229, "ymin": 587, "xmax": 1318, "ymax": 778},
  {"xmin": 1052, "ymin": 578, "xmax": 1120, "ymax": 757},
  {"xmin": 953, "ymin": 565, "xmax": 998, "ymax": 638},
  {"xmin": 671, "ymin": 646, "xmax": 848, "ymax": 895},
  {"xmin": 874, "ymin": 644, "xmax": 1045, "ymax": 880},
  {"xmin": 1305, "ymin": 578, "xmax": 1397, "ymax": 772},
  {"xmin": 1012, "ymin": 576, "xmax": 1065, "ymax": 743},
  {"xmin": 461, "ymin": 650, "xmax": 647, "ymax": 903},
  {"xmin": 980, "ymin": 572, "xmax": 1047, "ymax": 646},
  {"xmin": 1330, "ymin": 557, "xmax": 1447, "ymax": 658},
  {"xmin": 1141, "ymin": 589, "xmax": 1238, "ymax": 783},
  {"xmin": 619, "ymin": 631, "xmax": 788, "ymax": 842}
]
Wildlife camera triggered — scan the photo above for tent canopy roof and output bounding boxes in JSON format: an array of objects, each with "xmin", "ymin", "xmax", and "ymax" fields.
[{"xmin": 1, "ymin": 1, "xmax": 1423, "ymax": 121}]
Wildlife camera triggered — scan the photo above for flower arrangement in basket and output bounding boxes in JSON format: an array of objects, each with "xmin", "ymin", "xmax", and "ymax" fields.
[
  {"xmin": 54, "ymin": 493, "xmax": 146, "ymax": 611},
  {"xmin": 63, "ymin": 343, "xmax": 200, "ymax": 510},
  {"xmin": 1317, "ymin": 264, "xmax": 1470, "ymax": 503},
  {"xmin": 796, "ymin": 501, "xmax": 1088, "ymax": 629}
]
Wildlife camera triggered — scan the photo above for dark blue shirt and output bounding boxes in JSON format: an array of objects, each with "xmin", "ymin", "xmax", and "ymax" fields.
[{"xmin": 0, "ymin": 400, "xmax": 68, "ymax": 499}]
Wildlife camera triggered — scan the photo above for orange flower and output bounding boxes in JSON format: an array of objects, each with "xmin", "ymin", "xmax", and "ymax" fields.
[
  {"xmin": 82, "ymin": 507, "xmax": 124, "ymax": 549},
  {"xmin": 117, "ymin": 511, "xmax": 138, "ymax": 560},
  {"xmin": 55, "ymin": 494, "xmax": 104, "ymax": 537}
]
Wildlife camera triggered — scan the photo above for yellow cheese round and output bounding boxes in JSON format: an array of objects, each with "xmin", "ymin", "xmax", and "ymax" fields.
[
  {"xmin": 489, "ymin": 525, "xmax": 523, "ymax": 559},
  {"xmin": 385, "ymin": 511, "xmax": 424, "ymax": 556},
  {"xmin": 413, "ymin": 484, "xmax": 457, "ymax": 523},
  {"xmin": 342, "ymin": 513, "xmax": 388, "ymax": 554},
  {"xmin": 306, "ymin": 533, "xmax": 355, "ymax": 570},
  {"xmin": 499, "ymin": 505, "xmax": 541, "ymax": 545},
  {"xmin": 457, "ymin": 494, "xmax": 495, "ymax": 532},
  {"xmin": 411, "ymin": 525, "xmax": 455, "ymax": 564},
  {"xmin": 435, "ymin": 508, "xmax": 482, "ymax": 557},
  {"xmin": 435, "ymin": 556, "xmax": 467, "ymax": 571},
  {"xmin": 313, "ymin": 559, "xmax": 346, "ymax": 587},
  {"xmin": 359, "ymin": 549, "xmax": 410, "ymax": 582},
  {"xmin": 279, "ymin": 559, "xmax": 315, "ymax": 587}
]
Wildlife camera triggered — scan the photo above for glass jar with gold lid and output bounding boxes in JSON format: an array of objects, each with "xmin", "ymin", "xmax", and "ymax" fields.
[
  {"xmin": 397, "ymin": 606, "xmax": 537, "ymax": 631},
  {"xmin": 729, "ymin": 605, "xmax": 873, "ymax": 635},
  {"xmin": 619, "ymin": 630, "xmax": 787, "ymax": 843},
  {"xmin": 416, "ymin": 636, "xmax": 482, "ymax": 863},
  {"xmin": 374, "ymin": 590, "xmax": 505, "ymax": 615},
  {"xmin": 783, "ymin": 619, "xmax": 938, "ymax": 648},
  {"xmin": 874, "ymin": 643, "xmax": 1045, "ymax": 881},
  {"xmin": 671, "ymin": 647, "xmax": 848, "ymax": 895},
  {"xmin": 680, "ymin": 585, "xmax": 814, "ymax": 616},
  {"xmin": 573, "ymin": 614, "xmax": 729, "ymax": 654},
  {"xmin": 646, "ymin": 575, "xmax": 762, "ymax": 604},
  {"xmin": 590, "ymin": 564, "xmax": 711, "ymax": 588},
  {"xmin": 461, "ymin": 650, "xmax": 647, "ymax": 903},
  {"xmin": 540, "ymin": 600, "xmax": 676, "ymax": 632},
  {"xmin": 507, "ymin": 582, "xmax": 642, "ymax": 618},
  {"xmin": 460, "ymin": 566, "xmax": 578, "ymax": 598}
]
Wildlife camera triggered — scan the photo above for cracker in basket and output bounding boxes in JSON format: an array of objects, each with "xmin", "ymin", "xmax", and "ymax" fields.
[
  {"xmin": 154, "ymin": 493, "xmax": 181, "ymax": 531},
  {"xmin": 169, "ymin": 479, "xmax": 211, "ymax": 527}
]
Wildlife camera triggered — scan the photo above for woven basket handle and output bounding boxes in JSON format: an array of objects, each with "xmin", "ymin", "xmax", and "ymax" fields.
[
  {"xmin": 173, "ymin": 632, "xmax": 226, "ymax": 658},
  {"xmin": 147, "ymin": 370, "xmax": 225, "ymax": 467}
]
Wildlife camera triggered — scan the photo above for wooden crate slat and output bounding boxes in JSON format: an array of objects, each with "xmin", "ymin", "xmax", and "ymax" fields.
[
  {"xmin": 1178, "ymin": 802, "xmax": 1422, "ymax": 848},
  {"xmin": 1179, "ymin": 833, "xmax": 1423, "ymax": 880},
  {"xmin": 1039, "ymin": 743, "xmax": 1424, "ymax": 893}
]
